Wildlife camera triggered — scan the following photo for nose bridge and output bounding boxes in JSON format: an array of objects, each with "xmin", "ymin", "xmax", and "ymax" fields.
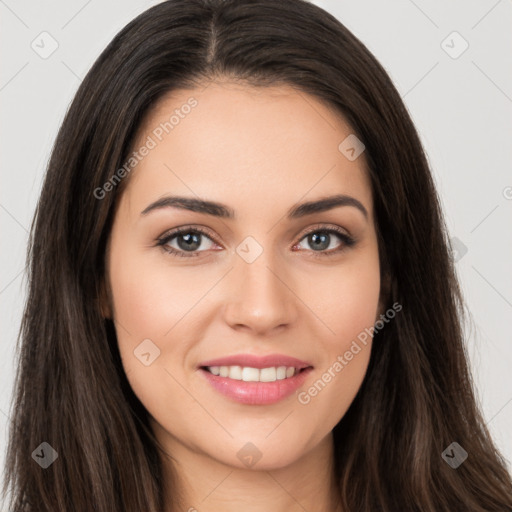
[{"xmin": 223, "ymin": 237, "xmax": 297, "ymax": 333}]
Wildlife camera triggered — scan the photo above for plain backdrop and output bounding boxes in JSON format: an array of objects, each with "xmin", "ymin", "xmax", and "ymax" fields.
[{"xmin": 1, "ymin": 0, "xmax": 511, "ymax": 504}]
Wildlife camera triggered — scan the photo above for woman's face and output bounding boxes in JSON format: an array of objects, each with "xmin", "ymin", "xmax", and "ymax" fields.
[{"xmin": 105, "ymin": 82, "xmax": 383, "ymax": 470}]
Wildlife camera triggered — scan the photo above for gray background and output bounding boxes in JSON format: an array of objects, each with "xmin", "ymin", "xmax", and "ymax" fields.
[{"xmin": 1, "ymin": 0, "xmax": 511, "ymax": 502}]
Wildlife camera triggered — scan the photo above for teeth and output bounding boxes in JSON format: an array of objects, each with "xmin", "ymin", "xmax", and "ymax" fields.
[
  {"xmin": 260, "ymin": 367, "xmax": 276, "ymax": 382},
  {"xmin": 242, "ymin": 367, "xmax": 260, "ymax": 382},
  {"xmin": 228, "ymin": 365, "xmax": 242, "ymax": 380},
  {"xmin": 276, "ymin": 366, "xmax": 287, "ymax": 380},
  {"xmin": 206, "ymin": 365, "xmax": 298, "ymax": 382}
]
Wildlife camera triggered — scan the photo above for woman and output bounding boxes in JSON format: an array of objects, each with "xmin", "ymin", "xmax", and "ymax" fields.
[{"xmin": 3, "ymin": 0, "xmax": 512, "ymax": 510}]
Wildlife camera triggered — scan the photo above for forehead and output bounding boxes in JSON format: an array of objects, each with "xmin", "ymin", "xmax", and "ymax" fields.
[{"xmin": 123, "ymin": 81, "xmax": 373, "ymax": 221}]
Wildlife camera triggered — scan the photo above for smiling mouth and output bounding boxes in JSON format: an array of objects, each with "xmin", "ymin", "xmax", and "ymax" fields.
[{"xmin": 200, "ymin": 365, "xmax": 311, "ymax": 382}]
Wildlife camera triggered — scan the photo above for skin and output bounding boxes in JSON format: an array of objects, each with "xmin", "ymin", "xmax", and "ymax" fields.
[{"xmin": 103, "ymin": 81, "xmax": 385, "ymax": 512}]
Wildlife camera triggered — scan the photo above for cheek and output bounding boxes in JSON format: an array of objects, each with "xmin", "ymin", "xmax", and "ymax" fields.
[
  {"xmin": 300, "ymin": 249, "xmax": 381, "ymax": 346},
  {"xmin": 106, "ymin": 245, "xmax": 186, "ymax": 387},
  {"xmin": 294, "ymin": 250, "xmax": 380, "ymax": 422},
  {"xmin": 107, "ymin": 254, "xmax": 196, "ymax": 419},
  {"xmin": 108, "ymin": 246, "xmax": 201, "ymax": 338}
]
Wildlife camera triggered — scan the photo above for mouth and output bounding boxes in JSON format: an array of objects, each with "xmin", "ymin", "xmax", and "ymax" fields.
[
  {"xmin": 197, "ymin": 354, "xmax": 313, "ymax": 405},
  {"xmin": 200, "ymin": 364, "xmax": 309, "ymax": 382}
]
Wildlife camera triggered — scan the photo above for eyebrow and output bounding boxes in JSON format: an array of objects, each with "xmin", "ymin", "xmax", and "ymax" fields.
[{"xmin": 140, "ymin": 194, "xmax": 368, "ymax": 221}]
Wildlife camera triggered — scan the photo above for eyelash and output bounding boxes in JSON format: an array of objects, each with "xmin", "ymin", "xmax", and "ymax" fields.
[{"xmin": 156, "ymin": 224, "xmax": 356, "ymax": 259}]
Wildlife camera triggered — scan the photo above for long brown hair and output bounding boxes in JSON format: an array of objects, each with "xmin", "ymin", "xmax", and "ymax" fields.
[{"xmin": 3, "ymin": 0, "xmax": 512, "ymax": 510}]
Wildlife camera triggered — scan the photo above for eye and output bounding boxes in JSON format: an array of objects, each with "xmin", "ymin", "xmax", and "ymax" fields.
[
  {"xmin": 156, "ymin": 226, "xmax": 218, "ymax": 258},
  {"xmin": 156, "ymin": 224, "xmax": 356, "ymax": 259},
  {"xmin": 293, "ymin": 225, "xmax": 356, "ymax": 258}
]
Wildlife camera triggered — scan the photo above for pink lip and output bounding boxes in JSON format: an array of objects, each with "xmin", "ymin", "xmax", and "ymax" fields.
[
  {"xmin": 199, "ymin": 367, "xmax": 313, "ymax": 405},
  {"xmin": 198, "ymin": 353, "xmax": 312, "ymax": 370},
  {"xmin": 197, "ymin": 353, "xmax": 313, "ymax": 405}
]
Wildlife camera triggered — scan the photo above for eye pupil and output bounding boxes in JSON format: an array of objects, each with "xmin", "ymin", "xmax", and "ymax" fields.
[
  {"xmin": 177, "ymin": 232, "xmax": 201, "ymax": 251},
  {"xmin": 309, "ymin": 232, "xmax": 329, "ymax": 251}
]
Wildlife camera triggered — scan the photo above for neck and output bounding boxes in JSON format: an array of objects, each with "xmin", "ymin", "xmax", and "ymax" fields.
[{"xmin": 157, "ymin": 430, "xmax": 342, "ymax": 512}]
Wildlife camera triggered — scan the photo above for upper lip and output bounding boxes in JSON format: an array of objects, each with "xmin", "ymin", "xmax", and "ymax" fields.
[{"xmin": 198, "ymin": 353, "xmax": 312, "ymax": 370}]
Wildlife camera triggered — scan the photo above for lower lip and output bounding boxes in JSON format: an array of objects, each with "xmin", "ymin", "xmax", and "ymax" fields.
[{"xmin": 199, "ymin": 367, "xmax": 313, "ymax": 405}]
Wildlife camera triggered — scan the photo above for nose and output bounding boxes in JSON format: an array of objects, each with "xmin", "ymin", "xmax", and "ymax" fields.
[{"xmin": 223, "ymin": 250, "xmax": 298, "ymax": 336}]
